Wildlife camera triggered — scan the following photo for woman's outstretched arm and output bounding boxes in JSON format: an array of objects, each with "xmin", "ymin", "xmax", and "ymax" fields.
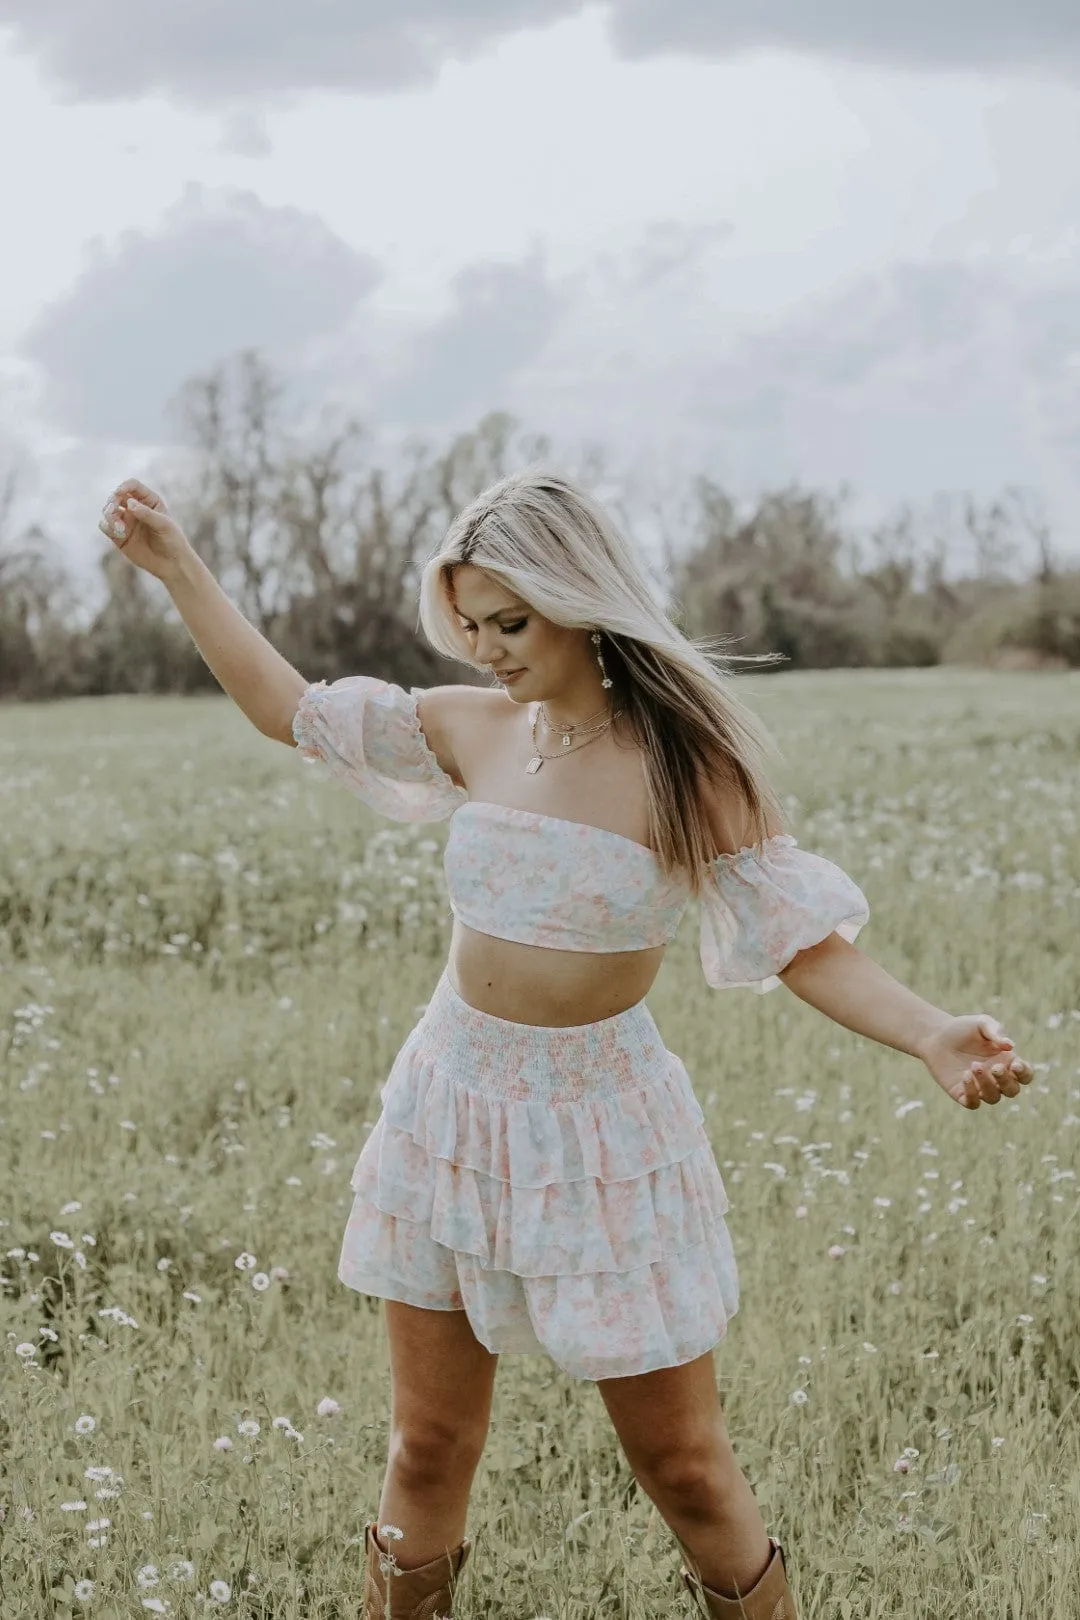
[
  {"xmin": 779, "ymin": 933, "xmax": 1035, "ymax": 1110},
  {"xmin": 100, "ymin": 478, "xmax": 307, "ymax": 742}
]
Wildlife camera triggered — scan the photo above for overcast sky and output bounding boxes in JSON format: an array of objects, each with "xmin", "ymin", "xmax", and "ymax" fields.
[{"xmin": 2, "ymin": 0, "xmax": 1079, "ymax": 592}]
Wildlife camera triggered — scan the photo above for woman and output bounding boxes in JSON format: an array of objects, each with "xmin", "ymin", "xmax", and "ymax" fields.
[{"xmin": 99, "ymin": 469, "xmax": 1033, "ymax": 1620}]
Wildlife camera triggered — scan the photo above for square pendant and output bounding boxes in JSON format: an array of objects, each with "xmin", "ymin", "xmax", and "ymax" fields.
[{"xmin": 526, "ymin": 756, "xmax": 543, "ymax": 774}]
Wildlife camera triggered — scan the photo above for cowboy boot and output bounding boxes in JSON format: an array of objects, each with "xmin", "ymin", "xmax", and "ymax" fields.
[
  {"xmin": 362, "ymin": 1521, "xmax": 473, "ymax": 1620},
  {"xmin": 678, "ymin": 1535, "xmax": 797, "ymax": 1620}
]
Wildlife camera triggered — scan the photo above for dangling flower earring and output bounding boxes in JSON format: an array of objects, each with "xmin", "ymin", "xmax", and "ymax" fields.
[{"xmin": 591, "ymin": 630, "xmax": 614, "ymax": 690}]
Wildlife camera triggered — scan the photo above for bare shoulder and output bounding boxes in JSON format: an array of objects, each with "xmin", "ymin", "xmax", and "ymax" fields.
[
  {"xmin": 414, "ymin": 684, "xmax": 508, "ymax": 787},
  {"xmin": 699, "ymin": 769, "xmax": 787, "ymax": 858}
]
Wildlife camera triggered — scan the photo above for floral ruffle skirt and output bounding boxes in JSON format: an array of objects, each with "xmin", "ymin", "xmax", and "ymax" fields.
[{"xmin": 339, "ymin": 972, "xmax": 739, "ymax": 1381}]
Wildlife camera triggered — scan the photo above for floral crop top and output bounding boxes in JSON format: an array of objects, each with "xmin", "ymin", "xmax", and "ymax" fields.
[{"xmin": 292, "ymin": 675, "xmax": 870, "ymax": 992}]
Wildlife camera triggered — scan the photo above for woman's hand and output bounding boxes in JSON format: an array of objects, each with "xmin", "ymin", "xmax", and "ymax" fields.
[
  {"xmin": 98, "ymin": 478, "xmax": 193, "ymax": 582},
  {"xmin": 920, "ymin": 1016, "xmax": 1035, "ymax": 1109}
]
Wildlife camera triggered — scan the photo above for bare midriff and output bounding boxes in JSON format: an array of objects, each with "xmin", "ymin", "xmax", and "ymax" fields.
[{"xmin": 447, "ymin": 919, "xmax": 666, "ymax": 1026}]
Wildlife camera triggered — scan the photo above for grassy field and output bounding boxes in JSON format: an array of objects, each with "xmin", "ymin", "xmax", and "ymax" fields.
[{"xmin": 1, "ymin": 669, "xmax": 1078, "ymax": 1618}]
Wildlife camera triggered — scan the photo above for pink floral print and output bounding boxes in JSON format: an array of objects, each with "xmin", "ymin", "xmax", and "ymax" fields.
[
  {"xmin": 294, "ymin": 674, "xmax": 871, "ymax": 1378},
  {"xmin": 340, "ymin": 976, "xmax": 741, "ymax": 1380},
  {"xmin": 293, "ymin": 675, "xmax": 871, "ymax": 983},
  {"xmin": 293, "ymin": 675, "xmax": 466, "ymax": 822}
]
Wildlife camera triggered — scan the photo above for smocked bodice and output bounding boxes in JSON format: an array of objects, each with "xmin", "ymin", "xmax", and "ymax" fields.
[{"xmin": 292, "ymin": 675, "xmax": 870, "ymax": 990}]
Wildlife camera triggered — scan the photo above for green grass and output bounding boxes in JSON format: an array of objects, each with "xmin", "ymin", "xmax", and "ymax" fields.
[{"xmin": 1, "ymin": 669, "xmax": 1078, "ymax": 1617}]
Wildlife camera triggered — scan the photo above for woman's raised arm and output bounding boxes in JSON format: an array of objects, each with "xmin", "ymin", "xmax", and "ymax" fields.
[{"xmin": 99, "ymin": 478, "xmax": 307, "ymax": 743}]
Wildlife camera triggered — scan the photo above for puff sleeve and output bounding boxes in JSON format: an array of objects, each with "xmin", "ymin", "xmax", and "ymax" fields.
[
  {"xmin": 291, "ymin": 676, "xmax": 467, "ymax": 823},
  {"xmin": 700, "ymin": 834, "xmax": 869, "ymax": 993}
]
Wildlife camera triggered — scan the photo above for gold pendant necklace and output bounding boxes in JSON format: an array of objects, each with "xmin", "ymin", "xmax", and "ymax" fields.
[
  {"xmin": 538, "ymin": 700, "xmax": 613, "ymax": 748},
  {"xmin": 526, "ymin": 705, "xmax": 621, "ymax": 773}
]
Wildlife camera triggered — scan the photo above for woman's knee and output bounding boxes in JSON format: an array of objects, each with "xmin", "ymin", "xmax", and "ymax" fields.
[
  {"xmin": 388, "ymin": 1418, "xmax": 488, "ymax": 1488},
  {"xmin": 630, "ymin": 1419, "xmax": 747, "ymax": 1510}
]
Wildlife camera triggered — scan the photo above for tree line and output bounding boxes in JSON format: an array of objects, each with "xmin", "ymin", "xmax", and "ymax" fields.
[{"xmin": 2, "ymin": 349, "xmax": 1078, "ymax": 701}]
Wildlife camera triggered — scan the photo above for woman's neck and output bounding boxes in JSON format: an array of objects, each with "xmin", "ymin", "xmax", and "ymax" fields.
[{"xmin": 537, "ymin": 682, "xmax": 614, "ymax": 732}]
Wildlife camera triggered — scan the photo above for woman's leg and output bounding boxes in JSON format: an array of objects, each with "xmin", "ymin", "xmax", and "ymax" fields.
[
  {"xmin": 597, "ymin": 1351, "xmax": 772, "ymax": 1598},
  {"xmin": 376, "ymin": 1300, "xmax": 499, "ymax": 1570}
]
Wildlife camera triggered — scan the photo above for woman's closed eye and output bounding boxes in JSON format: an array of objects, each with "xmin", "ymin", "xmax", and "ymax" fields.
[{"xmin": 461, "ymin": 618, "xmax": 528, "ymax": 635}]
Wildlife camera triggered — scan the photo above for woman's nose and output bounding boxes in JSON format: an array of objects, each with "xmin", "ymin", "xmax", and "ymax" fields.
[{"xmin": 476, "ymin": 629, "xmax": 503, "ymax": 664}]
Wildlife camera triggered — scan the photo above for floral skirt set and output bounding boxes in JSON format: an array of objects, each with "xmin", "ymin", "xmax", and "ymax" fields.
[{"xmin": 293, "ymin": 676, "xmax": 869, "ymax": 1381}]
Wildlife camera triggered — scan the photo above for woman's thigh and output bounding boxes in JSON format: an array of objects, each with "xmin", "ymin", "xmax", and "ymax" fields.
[{"xmin": 384, "ymin": 1301, "xmax": 499, "ymax": 1454}]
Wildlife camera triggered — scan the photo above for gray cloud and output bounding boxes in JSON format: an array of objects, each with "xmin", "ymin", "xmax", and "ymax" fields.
[
  {"xmin": 609, "ymin": 1, "xmax": 1080, "ymax": 75},
  {"xmin": 378, "ymin": 252, "xmax": 574, "ymax": 430},
  {"xmin": 14, "ymin": 192, "xmax": 1080, "ymax": 549},
  {"xmin": 0, "ymin": 1, "xmax": 579, "ymax": 106},
  {"xmin": 502, "ymin": 246, "xmax": 1080, "ymax": 545},
  {"xmin": 675, "ymin": 260, "xmax": 1080, "ymax": 518},
  {"xmin": 2, "ymin": 1, "xmax": 1077, "ymax": 109},
  {"xmin": 18, "ymin": 186, "xmax": 383, "ymax": 442}
]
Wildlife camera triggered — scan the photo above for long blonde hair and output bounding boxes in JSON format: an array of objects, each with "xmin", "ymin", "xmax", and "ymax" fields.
[{"xmin": 418, "ymin": 468, "xmax": 783, "ymax": 892}]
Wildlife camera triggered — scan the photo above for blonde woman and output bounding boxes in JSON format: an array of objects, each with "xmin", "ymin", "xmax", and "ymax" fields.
[{"xmin": 99, "ymin": 470, "xmax": 1033, "ymax": 1620}]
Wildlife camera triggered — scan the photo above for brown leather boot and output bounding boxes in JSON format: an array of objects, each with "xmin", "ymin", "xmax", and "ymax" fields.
[
  {"xmin": 361, "ymin": 1522, "xmax": 473, "ymax": 1619},
  {"xmin": 679, "ymin": 1535, "xmax": 797, "ymax": 1619}
]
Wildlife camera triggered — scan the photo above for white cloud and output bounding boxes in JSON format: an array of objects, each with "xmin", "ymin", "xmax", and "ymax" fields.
[{"xmin": 17, "ymin": 185, "xmax": 383, "ymax": 441}]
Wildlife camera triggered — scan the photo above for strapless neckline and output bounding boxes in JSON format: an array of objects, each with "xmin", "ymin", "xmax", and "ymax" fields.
[{"xmin": 458, "ymin": 799, "xmax": 660, "ymax": 860}]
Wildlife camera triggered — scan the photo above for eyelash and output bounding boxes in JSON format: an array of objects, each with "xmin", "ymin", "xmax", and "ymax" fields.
[{"xmin": 463, "ymin": 618, "xmax": 527, "ymax": 635}]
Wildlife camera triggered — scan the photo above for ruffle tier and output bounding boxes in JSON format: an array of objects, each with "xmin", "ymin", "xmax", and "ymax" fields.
[
  {"xmin": 340, "ymin": 1196, "xmax": 740, "ymax": 1380},
  {"xmin": 337, "ymin": 974, "xmax": 741, "ymax": 1379},
  {"xmin": 353, "ymin": 1115, "xmax": 729, "ymax": 1276}
]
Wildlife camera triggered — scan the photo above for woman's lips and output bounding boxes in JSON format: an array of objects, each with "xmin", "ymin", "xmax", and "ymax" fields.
[{"xmin": 495, "ymin": 669, "xmax": 525, "ymax": 683}]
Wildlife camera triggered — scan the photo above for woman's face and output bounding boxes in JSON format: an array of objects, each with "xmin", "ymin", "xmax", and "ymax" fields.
[{"xmin": 449, "ymin": 564, "xmax": 592, "ymax": 705}]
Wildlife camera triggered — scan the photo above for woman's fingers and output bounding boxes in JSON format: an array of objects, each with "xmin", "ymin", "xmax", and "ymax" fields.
[
  {"xmin": 973, "ymin": 1062, "xmax": 1002, "ymax": 1103},
  {"xmin": 100, "ymin": 500, "xmax": 130, "ymax": 542},
  {"xmin": 112, "ymin": 477, "xmax": 156, "ymax": 502},
  {"xmin": 977, "ymin": 1015, "xmax": 1013, "ymax": 1051},
  {"xmin": 99, "ymin": 509, "xmax": 128, "ymax": 542},
  {"xmin": 990, "ymin": 1061, "xmax": 1022, "ymax": 1098}
]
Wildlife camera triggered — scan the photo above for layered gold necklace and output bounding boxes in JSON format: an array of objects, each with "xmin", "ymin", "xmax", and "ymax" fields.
[{"xmin": 525, "ymin": 702, "xmax": 621, "ymax": 774}]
